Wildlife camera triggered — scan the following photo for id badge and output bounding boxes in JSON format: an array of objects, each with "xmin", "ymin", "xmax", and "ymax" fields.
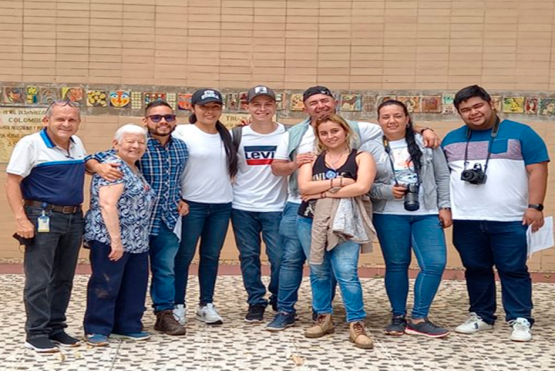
[{"xmin": 37, "ymin": 211, "xmax": 50, "ymax": 233}]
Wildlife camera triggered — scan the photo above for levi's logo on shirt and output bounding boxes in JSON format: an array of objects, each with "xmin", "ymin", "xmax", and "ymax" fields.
[{"xmin": 245, "ymin": 145, "xmax": 276, "ymax": 165}]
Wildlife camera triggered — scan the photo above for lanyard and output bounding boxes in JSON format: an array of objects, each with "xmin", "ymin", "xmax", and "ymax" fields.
[{"xmin": 463, "ymin": 117, "xmax": 500, "ymax": 173}]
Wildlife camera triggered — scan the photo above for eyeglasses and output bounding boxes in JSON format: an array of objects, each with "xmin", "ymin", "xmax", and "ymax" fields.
[
  {"xmin": 146, "ymin": 114, "xmax": 177, "ymax": 123},
  {"xmin": 45, "ymin": 100, "xmax": 81, "ymax": 116}
]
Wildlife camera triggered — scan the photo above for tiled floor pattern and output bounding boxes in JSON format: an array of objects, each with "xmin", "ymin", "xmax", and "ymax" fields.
[{"xmin": 1, "ymin": 274, "xmax": 554, "ymax": 371}]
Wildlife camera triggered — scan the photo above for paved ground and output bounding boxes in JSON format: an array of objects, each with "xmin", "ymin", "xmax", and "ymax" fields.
[{"xmin": 1, "ymin": 273, "xmax": 554, "ymax": 371}]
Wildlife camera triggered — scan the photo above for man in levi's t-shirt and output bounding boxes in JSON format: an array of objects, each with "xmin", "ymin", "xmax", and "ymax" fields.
[{"xmin": 231, "ymin": 85, "xmax": 288, "ymax": 323}]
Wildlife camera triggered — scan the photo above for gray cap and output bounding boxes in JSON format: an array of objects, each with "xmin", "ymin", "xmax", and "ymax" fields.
[{"xmin": 247, "ymin": 85, "xmax": 276, "ymax": 103}]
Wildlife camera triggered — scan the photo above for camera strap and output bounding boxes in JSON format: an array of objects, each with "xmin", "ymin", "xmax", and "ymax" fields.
[
  {"xmin": 463, "ymin": 117, "xmax": 501, "ymax": 174},
  {"xmin": 383, "ymin": 136, "xmax": 420, "ymax": 186}
]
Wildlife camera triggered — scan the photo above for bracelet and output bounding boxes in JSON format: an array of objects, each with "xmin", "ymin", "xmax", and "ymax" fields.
[
  {"xmin": 321, "ymin": 192, "xmax": 326, "ymax": 199},
  {"xmin": 330, "ymin": 178, "xmax": 333, "ymax": 188},
  {"xmin": 340, "ymin": 177, "xmax": 343, "ymax": 187}
]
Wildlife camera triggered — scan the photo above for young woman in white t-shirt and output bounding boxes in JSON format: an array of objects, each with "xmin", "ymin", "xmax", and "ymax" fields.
[{"xmin": 172, "ymin": 89, "xmax": 238, "ymax": 325}]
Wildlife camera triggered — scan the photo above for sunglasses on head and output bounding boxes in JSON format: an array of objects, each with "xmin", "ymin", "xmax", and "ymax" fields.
[{"xmin": 147, "ymin": 114, "xmax": 176, "ymax": 123}]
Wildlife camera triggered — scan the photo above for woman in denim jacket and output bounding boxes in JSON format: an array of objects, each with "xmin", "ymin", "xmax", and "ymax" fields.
[{"xmin": 362, "ymin": 100, "xmax": 451, "ymax": 338}]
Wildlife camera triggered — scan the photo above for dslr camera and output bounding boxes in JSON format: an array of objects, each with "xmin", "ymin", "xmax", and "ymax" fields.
[
  {"xmin": 461, "ymin": 163, "xmax": 487, "ymax": 185},
  {"xmin": 404, "ymin": 183, "xmax": 420, "ymax": 211}
]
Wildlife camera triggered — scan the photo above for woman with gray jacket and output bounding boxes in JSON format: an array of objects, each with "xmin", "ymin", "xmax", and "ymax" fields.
[{"xmin": 362, "ymin": 100, "xmax": 451, "ymax": 338}]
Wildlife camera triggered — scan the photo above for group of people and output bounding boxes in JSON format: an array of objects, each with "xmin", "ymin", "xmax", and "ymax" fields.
[{"xmin": 6, "ymin": 83, "xmax": 549, "ymax": 353}]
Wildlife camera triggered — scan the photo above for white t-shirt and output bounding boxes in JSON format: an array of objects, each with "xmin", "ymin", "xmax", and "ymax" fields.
[
  {"xmin": 274, "ymin": 121, "xmax": 382, "ymax": 204},
  {"xmin": 232, "ymin": 124, "xmax": 288, "ymax": 212},
  {"xmin": 172, "ymin": 124, "xmax": 233, "ymax": 203},
  {"xmin": 376, "ymin": 138, "xmax": 438, "ymax": 215}
]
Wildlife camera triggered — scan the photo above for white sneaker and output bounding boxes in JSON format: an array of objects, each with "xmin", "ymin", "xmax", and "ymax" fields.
[
  {"xmin": 509, "ymin": 317, "xmax": 532, "ymax": 342},
  {"xmin": 455, "ymin": 312, "xmax": 494, "ymax": 334},
  {"xmin": 196, "ymin": 303, "xmax": 223, "ymax": 325},
  {"xmin": 173, "ymin": 304, "xmax": 187, "ymax": 326}
]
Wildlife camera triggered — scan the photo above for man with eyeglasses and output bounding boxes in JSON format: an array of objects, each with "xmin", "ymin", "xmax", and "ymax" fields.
[
  {"xmin": 6, "ymin": 100, "xmax": 86, "ymax": 353},
  {"xmin": 86, "ymin": 100, "xmax": 189, "ymax": 336}
]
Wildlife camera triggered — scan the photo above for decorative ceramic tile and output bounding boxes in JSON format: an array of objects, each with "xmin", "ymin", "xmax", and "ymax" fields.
[
  {"xmin": 442, "ymin": 94, "xmax": 455, "ymax": 115},
  {"xmin": 539, "ymin": 98, "xmax": 555, "ymax": 115},
  {"xmin": 2, "ymin": 87, "xmax": 24, "ymax": 104},
  {"xmin": 25, "ymin": 86, "xmax": 39, "ymax": 104},
  {"xmin": 239, "ymin": 91, "xmax": 249, "ymax": 111},
  {"xmin": 109, "ymin": 91, "xmax": 131, "ymax": 108},
  {"xmin": 61, "ymin": 87, "xmax": 84, "ymax": 102},
  {"xmin": 225, "ymin": 93, "xmax": 238, "ymax": 111},
  {"xmin": 275, "ymin": 92, "xmax": 286, "ymax": 111},
  {"xmin": 290, "ymin": 93, "xmax": 304, "ymax": 111},
  {"xmin": 421, "ymin": 96, "xmax": 442, "ymax": 113},
  {"xmin": 490, "ymin": 95, "xmax": 502, "ymax": 112},
  {"xmin": 340, "ymin": 94, "xmax": 362, "ymax": 112},
  {"xmin": 397, "ymin": 96, "xmax": 420, "ymax": 113},
  {"xmin": 144, "ymin": 92, "xmax": 167, "ymax": 106},
  {"xmin": 131, "ymin": 91, "xmax": 142, "ymax": 110},
  {"xmin": 362, "ymin": 95, "xmax": 376, "ymax": 113},
  {"xmin": 166, "ymin": 93, "xmax": 177, "ymax": 110},
  {"xmin": 40, "ymin": 87, "xmax": 57, "ymax": 105},
  {"xmin": 86, "ymin": 90, "xmax": 108, "ymax": 107},
  {"xmin": 525, "ymin": 97, "xmax": 539, "ymax": 115},
  {"xmin": 378, "ymin": 95, "xmax": 397, "ymax": 106},
  {"xmin": 502, "ymin": 97, "xmax": 524, "ymax": 114},
  {"xmin": 178, "ymin": 93, "xmax": 192, "ymax": 111}
]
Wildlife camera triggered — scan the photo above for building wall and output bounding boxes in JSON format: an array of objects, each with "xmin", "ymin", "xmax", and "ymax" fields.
[{"xmin": 0, "ymin": 0, "xmax": 554, "ymax": 271}]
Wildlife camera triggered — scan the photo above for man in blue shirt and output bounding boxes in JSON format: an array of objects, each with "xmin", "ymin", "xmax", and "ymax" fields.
[{"xmin": 87, "ymin": 101, "xmax": 189, "ymax": 336}]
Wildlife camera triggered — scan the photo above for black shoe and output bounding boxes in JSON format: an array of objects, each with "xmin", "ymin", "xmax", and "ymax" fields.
[
  {"xmin": 270, "ymin": 301, "xmax": 278, "ymax": 312},
  {"xmin": 49, "ymin": 331, "xmax": 80, "ymax": 347},
  {"xmin": 25, "ymin": 337, "xmax": 59, "ymax": 353},
  {"xmin": 245, "ymin": 304, "xmax": 266, "ymax": 323},
  {"xmin": 405, "ymin": 318, "xmax": 449, "ymax": 338},
  {"xmin": 384, "ymin": 315, "xmax": 407, "ymax": 336}
]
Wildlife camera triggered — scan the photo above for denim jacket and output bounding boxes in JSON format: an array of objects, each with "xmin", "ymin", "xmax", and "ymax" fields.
[{"xmin": 361, "ymin": 135, "xmax": 451, "ymax": 212}]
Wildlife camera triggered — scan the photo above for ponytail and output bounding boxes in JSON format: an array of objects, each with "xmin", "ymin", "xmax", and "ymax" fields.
[
  {"xmin": 405, "ymin": 119, "xmax": 422, "ymax": 175},
  {"xmin": 216, "ymin": 121, "xmax": 238, "ymax": 179}
]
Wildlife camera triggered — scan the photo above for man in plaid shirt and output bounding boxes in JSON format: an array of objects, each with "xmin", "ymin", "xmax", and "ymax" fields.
[{"xmin": 86, "ymin": 101, "xmax": 189, "ymax": 336}]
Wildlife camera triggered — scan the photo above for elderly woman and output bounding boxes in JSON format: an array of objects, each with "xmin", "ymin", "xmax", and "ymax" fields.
[{"xmin": 83, "ymin": 124, "xmax": 155, "ymax": 346}]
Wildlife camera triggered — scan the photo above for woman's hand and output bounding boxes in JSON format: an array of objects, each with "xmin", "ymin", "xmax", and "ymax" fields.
[
  {"xmin": 392, "ymin": 185, "xmax": 407, "ymax": 199},
  {"xmin": 178, "ymin": 200, "xmax": 190, "ymax": 216},
  {"xmin": 109, "ymin": 239, "xmax": 124, "ymax": 261},
  {"xmin": 439, "ymin": 208, "xmax": 453, "ymax": 228},
  {"xmin": 301, "ymin": 193, "xmax": 322, "ymax": 202}
]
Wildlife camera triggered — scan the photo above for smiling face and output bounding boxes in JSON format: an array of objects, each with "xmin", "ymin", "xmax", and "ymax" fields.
[
  {"xmin": 317, "ymin": 120, "xmax": 348, "ymax": 151},
  {"xmin": 304, "ymin": 94, "xmax": 337, "ymax": 122},
  {"xmin": 378, "ymin": 104, "xmax": 410, "ymax": 140},
  {"xmin": 113, "ymin": 132, "xmax": 147, "ymax": 165},
  {"xmin": 43, "ymin": 104, "xmax": 81, "ymax": 146},
  {"xmin": 142, "ymin": 105, "xmax": 176, "ymax": 137},
  {"xmin": 457, "ymin": 96, "xmax": 496, "ymax": 130},
  {"xmin": 192, "ymin": 102, "xmax": 223, "ymax": 126},
  {"xmin": 248, "ymin": 96, "xmax": 276, "ymax": 124}
]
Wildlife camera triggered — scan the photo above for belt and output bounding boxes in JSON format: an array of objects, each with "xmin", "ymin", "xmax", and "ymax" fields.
[{"xmin": 24, "ymin": 200, "xmax": 82, "ymax": 214}]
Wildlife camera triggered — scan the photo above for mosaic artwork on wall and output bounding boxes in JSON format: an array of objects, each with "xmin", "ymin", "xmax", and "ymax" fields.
[
  {"xmin": 290, "ymin": 94, "xmax": 304, "ymax": 111},
  {"xmin": 525, "ymin": 97, "xmax": 538, "ymax": 115},
  {"xmin": 539, "ymin": 99, "xmax": 555, "ymax": 116},
  {"xmin": 25, "ymin": 86, "xmax": 39, "ymax": 105},
  {"xmin": 491, "ymin": 95, "xmax": 502, "ymax": 112},
  {"xmin": 421, "ymin": 96, "xmax": 442, "ymax": 113},
  {"xmin": 62, "ymin": 87, "xmax": 84, "ymax": 102},
  {"xmin": 109, "ymin": 91, "xmax": 131, "ymax": 108},
  {"xmin": 87, "ymin": 90, "xmax": 108, "ymax": 107},
  {"xmin": 144, "ymin": 92, "xmax": 166, "ymax": 106},
  {"xmin": 398, "ymin": 96, "xmax": 420, "ymax": 113},
  {"xmin": 442, "ymin": 94, "xmax": 455, "ymax": 115},
  {"xmin": 40, "ymin": 88, "xmax": 57, "ymax": 105},
  {"xmin": 131, "ymin": 91, "xmax": 142, "ymax": 110},
  {"xmin": 239, "ymin": 91, "xmax": 249, "ymax": 111},
  {"xmin": 2, "ymin": 87, "xmax": 24, "ymax": 104},
  {"xmin": 340, "ymin": 94, "xmax": 362, "ymax": 112},
  {"xmin": 178, "ymin": 93, "xmax": 192, "ymax": 111},
  {"xmin": 503, "ymin": 97, "xmax": 525, "ymax": 114},
  {"xmin": 275, "ymin": 92, "xmax": 286, "ymax": 111}
]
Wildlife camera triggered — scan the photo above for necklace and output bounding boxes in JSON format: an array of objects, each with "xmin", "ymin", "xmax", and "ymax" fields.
[{"xmin": 326, "ymin": 149, "xmax": 349, "ymax": 170}]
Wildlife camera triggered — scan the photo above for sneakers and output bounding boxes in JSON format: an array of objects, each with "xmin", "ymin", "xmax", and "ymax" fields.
[
  {"xmin": 24, "ymin": 337, "xmax": 59, "ymax": 353},
  {"xmin": 110, "ymin": 331, "xmax": 151, "ymax": 341},
  {"xmin": 305, "ymin": 314, "xmax": 335, "ymax": 338},
  {"xmin": 349, "ymin": 321, "xmax": 374, "ymax": 349},
  {"xmin": 455, "ymin": 312, "xmax": 494, "ymax": 334},
  {"xmin": 173, "ymin": 304, "xmax": 187, "ymax": 326},
  {"xmin": 405, "ymin": 318, "xmax": 449, "ymax": 338},
  {"xmin": 245, "ymin": 304, "xmax": 266, "ymax": 323},
  {"xmin": 85, "ymin": 334, "xmax": 109, "ymax": 347},
  {"xmin": 155, "ymin": 310, "xmax": 186, "ymax": 336},
  {"xmin": 509, "ymin": 317, "xmax": 532, "ymax": 342},
  {"xmin": 196, "ymin": 303, "xmax": 223, "ymax": 325},
  {"xmin": 266, "ymin": 312, "xmax": 296, "ymax": 332},
  {"xmin": 384, "ymin": 315, "xmax": 407, "ymax": 336},
  {"xmin": 49, "ymin": 331, "xmax": 80, "ymax": 347}
]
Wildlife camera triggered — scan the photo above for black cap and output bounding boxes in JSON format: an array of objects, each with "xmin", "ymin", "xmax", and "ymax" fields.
[
  {"xmin": 303, "ymin": 86, "xmax": 334, "ymax": 102},
  {"xmin": 191, "ymin": 89, "xmax": 223, "ymax": 105},
  {"xmin": 247, "ymin": 85, "xmax": 276, "ymax": 103}
]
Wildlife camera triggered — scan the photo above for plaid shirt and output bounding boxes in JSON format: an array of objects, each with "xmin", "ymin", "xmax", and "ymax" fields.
[{"xmin": 87, "ymin": 133, "xmax": 188, "ymax": 236}]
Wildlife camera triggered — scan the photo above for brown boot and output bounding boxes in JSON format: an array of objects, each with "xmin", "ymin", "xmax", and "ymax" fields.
[
  {"xmin": 154, "ymin": 310, "xmax": 186, "ymax": 336},
  {"xmin": 349, "ymin": 321, "xmax": 373, "ymax": 349},
  {"xmin": 305, "ymin": 314, "xmax": 335, "ymax": 338}
]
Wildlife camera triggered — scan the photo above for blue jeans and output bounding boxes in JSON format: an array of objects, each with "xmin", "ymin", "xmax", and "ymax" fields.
[
  {"xmin": 453, "ymin": 220, "xmax": 533, "ymax": 325},
  {"xmin": 276, "ymin": 202, "xmax": 306, "ymax": 313},
  {"xmin": 149, "ymin": 222, "xmax": 180, "ymax": 312},
  {"xmin": 175, "ymin": 201, "xmax": 231, "ymax": 306},
  {"xmin": 297, "ymin": 217, "xmax": 359, "ymax": 321},
  {"xmin": 23, "ymin": 206, "xmax": 83, "ymax": 339},
  {"xmin": 231, "ymin": 209, "xmax": 283, "ymax": 307},
  {"xmin": 84, "ymin": 241, "xmax": 149, "ymax": 336},
  {"xmin": 373, "ymin": 214, "xmax": 447, "ymax": 319}
]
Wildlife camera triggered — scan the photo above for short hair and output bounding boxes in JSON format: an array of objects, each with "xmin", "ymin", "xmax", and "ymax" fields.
[
  {"xmin": 145, "ymin": 100, "xmax": 173, "ymax": 116},
  {"xmin": 453, "ymin": 85, "xmax": 492, "ymax": 110},
  {"xmin": 45, "ymin": 100, "xmax": 81, "ymax": 119},
  {"xmin": 114, "ymin": 123, "xmax": 147, "ymax": 143},
  {"xmin": 314, "ymin": 113, "xmax": 355, "ymax": 154}
]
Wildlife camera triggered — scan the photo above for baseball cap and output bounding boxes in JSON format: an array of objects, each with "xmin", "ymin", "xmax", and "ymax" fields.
[
  {"xmin": 191, "ymin": 89, "xmax": 223, "ymax": 105},
  {"xmin": 303, "ymin": 86, "xmax": 334, "ymax": 102},
  {"xmin": 247, "ymin": 85, "xmax": 276, "ymax": 103}
]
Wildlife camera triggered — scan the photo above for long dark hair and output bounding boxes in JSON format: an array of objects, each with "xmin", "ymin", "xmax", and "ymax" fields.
[
  {"xmin": 189, "ymin": 111, "xmax": 238, "ymax": 179},
  {"xmin": 377, "ymin": 100, "xmax": 422, "ymax": 174}
]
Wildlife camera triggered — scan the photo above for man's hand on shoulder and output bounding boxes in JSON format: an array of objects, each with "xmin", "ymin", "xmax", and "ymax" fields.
[
  {"xmin": 421, "ymin": 128, "xmax": 441, "ymax": 148},
  {"xmin": 96, "ymin": 162, "xmax": 123, "ymax": 182}
]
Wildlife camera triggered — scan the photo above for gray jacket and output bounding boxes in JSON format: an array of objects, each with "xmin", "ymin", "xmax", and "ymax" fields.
[{"xmin": 360, "ymin": 135, "xmax": 451, "ymax": 212}]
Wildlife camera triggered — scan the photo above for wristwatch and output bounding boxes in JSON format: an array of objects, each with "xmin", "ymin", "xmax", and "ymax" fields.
[{"xmin": 528, "ymin": 204, "xmax": 544, "ymax": 211}]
